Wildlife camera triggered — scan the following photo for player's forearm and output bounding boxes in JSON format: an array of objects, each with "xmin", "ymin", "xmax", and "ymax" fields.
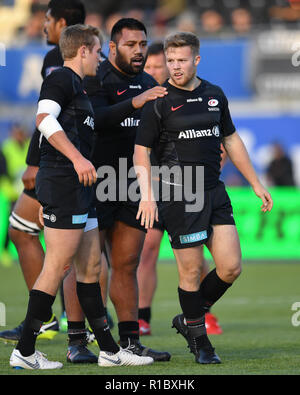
[
  {"xmin": 133, "ymin": 145, "xmax": 154, "ymax": 201},
  {"xmin": 223, "ymin": 132, "xmax": 260, "ymax": 188},
  {"xmin": 47, "ymin": 131, "xmax": 82, "ymax": 164},
  {"xmin": 91, "ymin": 96, "xmax": 135, "ymax": 128},
  {"xmin": 36, "ymin": 111, "xmax": 83, "ymax": 165}
]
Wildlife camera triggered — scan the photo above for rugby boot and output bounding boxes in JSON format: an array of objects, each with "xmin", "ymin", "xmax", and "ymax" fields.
[
  {"xmin": 172, "ymin": 313, "xmax": 221, "ymax": 364},
  {"xmin": 138, "ymin": 319, "xmax": 151, "ymax": 336},
  {"xmin": 67, "ymin": 338, "xmax": 98, "ymax": 364},
  {"xmin": 205, "ymin": 312, "xmax": 223, "ymax": 335},
  {"xmin": 120, "ymin": 338, "xmax": 171, "ymax": 362}
]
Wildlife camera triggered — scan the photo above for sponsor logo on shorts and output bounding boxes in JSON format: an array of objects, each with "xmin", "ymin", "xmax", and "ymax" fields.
[
  {"xmin": 43, "ymin": 213, "xmax": 56, "ymax": 223},
  {"xmin": 72, "ymin": 214, "xmax": 88, "ymax": 225},
  {"xmin": 179, "ymin": 230, "xmax": 207, "ymax": 244}
]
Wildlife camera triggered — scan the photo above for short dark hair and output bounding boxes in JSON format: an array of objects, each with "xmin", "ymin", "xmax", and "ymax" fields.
[
  {"xmin": 110, "ymin": 18, "xmax": 147, "ymax": 43},
  {"xmin": 48, "ymin": 0, "xmax": 86, "ymax": 26},
  {"xmin": 147, "ymin": 42, "xmax": 164, "ymax": 56}
]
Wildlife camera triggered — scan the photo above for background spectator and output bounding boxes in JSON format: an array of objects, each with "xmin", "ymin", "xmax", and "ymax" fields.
[{"xmin": 267, "ymin": 143, "xmax": 295, "ymax": 186}]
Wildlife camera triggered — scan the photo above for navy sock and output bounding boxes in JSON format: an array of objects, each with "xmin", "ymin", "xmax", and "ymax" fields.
[
  {"xmin": 199, "ymin": 269, "xmax": 232, "ymax": 307},
  {"xmin": 76, "ymin": 282, "xmax": 119, "ymax": 353},
  {"xmin": 138, "ymin": 307, "xmax": 151, "ymax": 323},
  {"xmin": 178, "ymin": 287, "xmax": 207, "ymax": 318},
  {"xmin": 67, "ymin": 321, "xmax": 86, "ymax": 343},
  {"xmin": 118, "ymin": 321, "xmax": 140, "ymax": 343},
  {"xmin": 16, "ymin": 290, "xmax": 55, "ymax": 357}
]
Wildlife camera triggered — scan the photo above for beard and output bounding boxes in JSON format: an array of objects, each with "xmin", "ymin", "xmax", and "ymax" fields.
[{"xmin": 115, "ymin": 47, "xmax": 146, "ymax": 75}]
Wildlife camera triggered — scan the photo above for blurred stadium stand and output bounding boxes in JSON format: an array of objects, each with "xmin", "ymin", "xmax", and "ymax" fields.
[{"xmin": 0, "ymin": 0, "xmax": 299, "ymax": 260}]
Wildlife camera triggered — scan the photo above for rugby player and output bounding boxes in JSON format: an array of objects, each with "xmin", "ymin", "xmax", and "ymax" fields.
[
  {"xmin": 134, "ymin": 32, "xmax": 273, "ymax": 364},
  {"xmin": 10, "ymin": 24, "xmax": 154, "ymax": 370},
  {"xmin": 84, "ymin": 18, "xmax": 171, "ymax": 362},
  {"xmin": 138, "ymin": 42, "xmax": 223, "ymax": 336},
  {"xmin": 0, "ymin": 0, "xmax": 102, "ymax": 364}
]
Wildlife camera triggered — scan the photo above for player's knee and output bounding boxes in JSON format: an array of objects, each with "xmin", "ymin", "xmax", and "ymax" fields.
[
  {"xmin": 86, "ymin": 259, "xmax": 101, "ymax": 282},
  {"xmin": 223, "ymin": 261, "xmax": 242, "ymax": 283},
  {"xmin": 8, "ymin": 226, "xmax": 33, "ymax": 246},
  {"xmin": 139, "ymin": 246, "xmax": 158, "ymax": 268},
  {"xmin": 179, "ymin": 267, "xmax": 202, "ymax": 290},
  {"xmin": 112, "ymin": 253, "xmax": 140, "ymax": 274}
]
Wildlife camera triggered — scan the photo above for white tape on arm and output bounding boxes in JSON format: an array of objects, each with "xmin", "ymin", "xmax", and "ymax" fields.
[
  {"xmin": 37, "ymin": 99, "xmax": 63, "ymax": 140},
  {"xmin": 38, "ymin": 114, "xmax": 63, "ymax": 140},
  {"xmin": 37, "ymin": 99, "xmax": 61, "ymax": 117}
]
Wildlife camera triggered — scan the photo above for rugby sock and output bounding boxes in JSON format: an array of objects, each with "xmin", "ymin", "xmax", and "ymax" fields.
[
  {"xmin": 76, "ymin": 282, "xmax": 119, "ymax": 353},
  {"xmin": 16, "ymin": 289, "xmax": 55, "ymax": 357},
  {"xmin": 178, "ymin": 287, "xmax": 207, "ymax": 318},
  {"xmin": 118, "ymin": 321, "xmax": 140, "ymax": 343},
  {"xmin": 138, "ymin": 307, "xmax": 151, "ymax": 323},
  {"xmin": 67, "ymin": 321, "xmax": 87, "ymax": 343},
  {"xmin": 199, "ymin": 268, "xmax": 232, "ymax": 307},
  {"xmin": 178, "ymin": 287, "xmax": 213, "ymax": 349}
]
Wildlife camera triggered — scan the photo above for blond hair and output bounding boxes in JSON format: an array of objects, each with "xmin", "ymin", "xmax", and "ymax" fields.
[
  {"xmin": 164, "ymin": 32, "xmax": 200, "ymax": 56},
  {"xmin": 59, "ymin": 24, "xmax": 103, "ymax": 60}
]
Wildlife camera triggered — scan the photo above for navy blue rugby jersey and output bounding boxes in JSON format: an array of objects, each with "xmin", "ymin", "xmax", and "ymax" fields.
[
  {"xmin": 84, "ymin": 59, "xmax": 157, "ymax": 173},
  {"xmin": 38, "ymin": 67, "xmax": 95, "ymax": 169},
  {"xmin": 136, "ymin": 78, "xmax": 236, "ymax": 190}
]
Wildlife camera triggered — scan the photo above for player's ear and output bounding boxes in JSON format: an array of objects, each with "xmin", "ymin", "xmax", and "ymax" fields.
[
  {"xmin": 194, "ymin": 55, "xmax": 201, "ymax": 67},
  {"xmin": 79, "ymin": 45, "xmax": 87, "ymax": 59},
  {"xmin": 109, "ymin": 40, "xmax": 117, "ymax": 57},
  {"xmin": 57, "ymin": 17, "xmax": 67, "ymax": 31}
]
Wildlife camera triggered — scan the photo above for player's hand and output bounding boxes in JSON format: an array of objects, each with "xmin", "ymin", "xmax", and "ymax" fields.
[
  {"xmin": 136, "ymin": 200, "xmax": 159, "ymax": 229},
  {"xmin": 132, "ymin": 86, "xmax": 168, "ymax": 109},
  {"xmin": 252, "ymin": 182, "xmax": 273, "ymax": 212},
  {"xmin": 22, "ymin": 165, "xmax": 39, "ymax": 190},
  {"xmin": 73, "ymin": 156, "xmax": 97, "ymax": 187}
]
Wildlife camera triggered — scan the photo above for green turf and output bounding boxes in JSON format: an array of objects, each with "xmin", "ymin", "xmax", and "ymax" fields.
[{"xmin": 0, "ymin": 260, "xmax": 300, "ymax": 375}]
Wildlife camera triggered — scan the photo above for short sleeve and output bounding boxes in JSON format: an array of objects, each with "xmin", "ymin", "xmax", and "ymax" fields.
[
  {"xmin": 220, "ymin": 91, "xmax": 236, "ymax": 137},
  {"xmin": 135, "ymin": 100, "xmax": 162, "ymax": 148},
  {"xmin": 38, "ymin": 70, "xmax": 73, "ymax": 109}
]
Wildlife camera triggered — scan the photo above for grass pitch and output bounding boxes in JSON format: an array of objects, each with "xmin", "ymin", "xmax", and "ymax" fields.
[{"xmin": 0, "ymin": 260, "xmax": 300, "ymax": 375}]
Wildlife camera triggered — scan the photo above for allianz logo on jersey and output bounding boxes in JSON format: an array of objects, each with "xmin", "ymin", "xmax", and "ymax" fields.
[
  {"xmin": 121, "ymin": 118, "xmax": 140, "ymax": 127},
  {"xmin": 178, "ymin": 125, "xmax": 220, "ymax": 139},
  {"xmin": 83, "ymin": 116, "xmax": 94, "ymax": 130},
  {"xmin": 129, "ymin": 84, "xmax": 142, "ymax": 89},
  {"xmin": 187, "ymin": 97, "xmax": 203, "ymax": 102}
]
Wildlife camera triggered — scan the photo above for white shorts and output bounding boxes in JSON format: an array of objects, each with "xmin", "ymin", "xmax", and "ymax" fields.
[{"xmin": 84, "ymin": 217, "xmax": 98, "ymax": 233}]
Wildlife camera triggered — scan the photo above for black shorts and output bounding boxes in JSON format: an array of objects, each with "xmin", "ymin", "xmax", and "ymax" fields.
[
  {"xmin": 36, "ymin": 166, "xmax": 93, "ymax": 230},
  {"xmin": 95, "ymin": 199, "xmax": 146, "ymax": 233},
  {"xmin": 94, "ymin": 177, "xmax": 146, "ymax": 232},
  {"xmin": 159, "ymin": 181, "xmax": 235, "ymax": 249},
  {"xmin": 23, "ymin": 188, "xmax": 38, "ymax": 200}
]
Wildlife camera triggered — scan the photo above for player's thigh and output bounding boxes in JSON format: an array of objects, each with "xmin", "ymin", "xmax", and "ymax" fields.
[
  {"xmin": 44, "ymin": 226, "xmax": 84, "ymax": 265},
  {"xmin": 110, "ymin": 221, "xmax": 146, "ymax": 269},
  {"xmin": 12, "ymin": 192, "xmax": 43, "ymax": 228},
  {"xmin": 173, "ymin": 245, "xmax": 205, "ymax": 290},
  {"xmin": 142, "ymin": 228, "xmax": 163, "ymax": 255},
  {"xmin": 206, "ymin": 224, "xmax": 242, "ymax": 278},
  {"xmin": 75, "ymin": 228, "xmax": 101, "ymax": 280}
]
